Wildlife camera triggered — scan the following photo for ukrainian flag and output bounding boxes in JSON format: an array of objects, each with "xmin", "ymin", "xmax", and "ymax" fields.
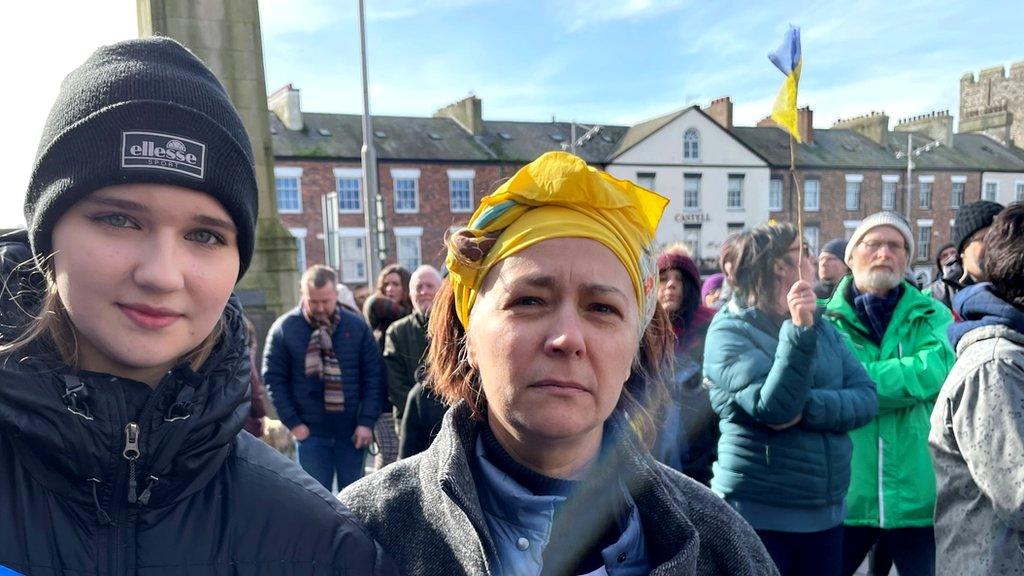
[{"xmin": 768, "ymin": 25, "xmax": 802, "ymax": 142}]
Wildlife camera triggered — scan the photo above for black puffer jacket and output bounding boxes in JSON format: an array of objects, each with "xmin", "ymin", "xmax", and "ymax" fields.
[{"xmin": 0, "ymin": 233, "xmax": 399, "ymax": 576}]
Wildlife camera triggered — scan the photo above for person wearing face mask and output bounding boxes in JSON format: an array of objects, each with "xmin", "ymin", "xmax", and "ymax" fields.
[
  {"xmin": 822, "ymin": 212, "xmax": 955, "ymax": 576},
  {"xmin": 0, "ymin": 37, "xmax": 397, "ymax": 575},
  {"xmin": 704, "ymin": 222, "xmax": 877, "ymax": 576}
]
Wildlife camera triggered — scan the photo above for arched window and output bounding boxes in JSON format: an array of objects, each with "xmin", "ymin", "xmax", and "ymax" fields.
[{"xmin": 683, "ymin": 128, "xmax": 700, "ymax": 160}]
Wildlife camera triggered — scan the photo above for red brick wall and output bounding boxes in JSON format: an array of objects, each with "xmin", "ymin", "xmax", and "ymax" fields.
[
  {"xmin": 275, "ymin": 159, "xmax": 520, "ymax": 287},
  {"xmin": 768, "ymin": 168, "xmax": 982, "ymax": 264}
]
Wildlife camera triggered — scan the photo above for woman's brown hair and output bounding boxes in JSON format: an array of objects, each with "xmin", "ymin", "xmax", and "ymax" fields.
[
  {"xmin": 730, "ymin": 222, "xmax": 800, "ymax": 310},
  {"xmin": 375, "ymin": 264, "xmax": 412, "ymax": 311},
  {"xmin": 0, "ymin": 263, "xmax": 222, "ymax": 373},
  {"xmin": 425, "ymin": 277, "xmax": 673, "ymax": 445}
]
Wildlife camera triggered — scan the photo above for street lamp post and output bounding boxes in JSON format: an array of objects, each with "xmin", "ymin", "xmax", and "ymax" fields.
[
  {"xmin": 358, "ymin": 0, "xmax": 383, "ymax": 291},
  {"xmin": 895, "ymin": 132, "xmax": 942, "ymax": 220}
]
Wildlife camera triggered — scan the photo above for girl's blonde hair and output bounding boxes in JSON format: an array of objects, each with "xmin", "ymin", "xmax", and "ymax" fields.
[{"xmin": 0, "ymin": 263, "xmax": 222, "ymax": 373}]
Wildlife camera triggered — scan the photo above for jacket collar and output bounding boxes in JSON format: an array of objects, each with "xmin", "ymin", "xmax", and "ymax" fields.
[
  {"xmin": 949, "ymin": 283, "xmax": 1024, "ymax": 351},
  {"xmin": 825, "ymin": 276, "xmax": 939, "ymax": 339},
  {"xmin": 423, "ymin": 401, "xmax": 706, "ymax": 574},
  {"xmin": 0, "ymin": 241, "xmax": 250, "ymax": 508}
]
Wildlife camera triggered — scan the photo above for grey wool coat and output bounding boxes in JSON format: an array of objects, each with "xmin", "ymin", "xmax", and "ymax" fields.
[
  {"xmin": 930, "ymin": 324, "xmax": 1024, "ymax": 576},
  {"xmin": 340, "ymin": 401, "xmax": 779, "ymax": 575}
]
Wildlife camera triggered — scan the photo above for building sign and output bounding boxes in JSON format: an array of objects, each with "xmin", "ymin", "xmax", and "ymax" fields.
[{"xmin": 674, "ymin": 212, "xmax": 711, "ymax": 223}]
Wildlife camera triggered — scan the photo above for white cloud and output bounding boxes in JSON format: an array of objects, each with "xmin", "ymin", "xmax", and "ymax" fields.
[{"xmin": 0, "ymin": 1, "xmax": 137, "ymax": 228}]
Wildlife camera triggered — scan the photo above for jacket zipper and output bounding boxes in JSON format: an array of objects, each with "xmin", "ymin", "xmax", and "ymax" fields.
[{"xmin": 123, "ymin": 422, "xmax": 141, "ymax": 503}]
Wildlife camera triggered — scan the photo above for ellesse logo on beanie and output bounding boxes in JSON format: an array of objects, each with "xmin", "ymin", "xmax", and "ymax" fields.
[{"xmin": 121, "ymin": 131, "xmax": 207, "ymax": 179}]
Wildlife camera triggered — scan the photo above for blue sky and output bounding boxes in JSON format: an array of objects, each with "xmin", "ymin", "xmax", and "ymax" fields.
[{"xmin": 1, "ymin": 0, "xmax": 1021, "ymax": 227}]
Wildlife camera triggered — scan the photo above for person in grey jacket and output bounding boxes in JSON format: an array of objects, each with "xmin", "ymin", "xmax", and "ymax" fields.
[
  {"xmin": 340, "ymin": 152, "xmax": 778, "ymax": 576},
  {"xmin": 930, "ymin": 202, "xmax": 1024, "ymax": 576},
  {"xmin": 704, "ymin": 222, "xmax": 877, "ymax": 576}
]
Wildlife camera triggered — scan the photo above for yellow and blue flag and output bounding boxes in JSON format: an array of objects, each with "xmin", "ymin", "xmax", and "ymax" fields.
[{"xmin": 768, "ymin": 25, "xmax": 802, "ymax": 142}]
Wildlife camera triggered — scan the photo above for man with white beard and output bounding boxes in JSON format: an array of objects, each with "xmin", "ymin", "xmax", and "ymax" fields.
[{"xmin": 822, "ymin": 212, "xmax": 955, "ymax": 576}]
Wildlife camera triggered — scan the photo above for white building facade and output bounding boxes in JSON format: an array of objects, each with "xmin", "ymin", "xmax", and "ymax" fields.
[{"xmin": 605, "ymin": 107, "xmax": 771, "ymax": 268}]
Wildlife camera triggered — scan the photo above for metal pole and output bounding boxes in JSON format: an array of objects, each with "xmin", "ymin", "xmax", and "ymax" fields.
[
  {"xmin": 358, "ymin": 0, "xmax": 382, "ymax": 291},
  {"xmin": 904, "ymin": 132, "xmax": 913, "ymax": 219}
]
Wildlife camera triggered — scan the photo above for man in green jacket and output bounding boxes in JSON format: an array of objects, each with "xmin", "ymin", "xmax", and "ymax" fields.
[
  {"xmin": 383, "ymin": 265, "xmax": 440, "ymax": 431},
  {"xmin": 823, "ymin": 212, "xmax": 955, "ymax": 576}
]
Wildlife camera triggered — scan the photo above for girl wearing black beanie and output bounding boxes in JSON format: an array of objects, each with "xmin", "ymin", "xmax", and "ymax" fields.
[{"xmin": 0, "ymin": 37, "xmax": 397, "ymax": 575}]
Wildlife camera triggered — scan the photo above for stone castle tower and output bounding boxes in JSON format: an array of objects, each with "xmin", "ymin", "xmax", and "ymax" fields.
[{"xmin": 959, "ymin": 61, "xmax": 1024, "ymax": 146}]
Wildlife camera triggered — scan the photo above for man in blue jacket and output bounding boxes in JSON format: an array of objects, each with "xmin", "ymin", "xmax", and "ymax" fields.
[{"xmin": 264, "ymin": 265, "xmax": 386, "ymax": 491}]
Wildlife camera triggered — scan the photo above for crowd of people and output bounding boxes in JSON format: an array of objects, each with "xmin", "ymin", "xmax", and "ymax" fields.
[{"xmin": 2, "ymin": 37, "xmax": 1024, "ymax": 576}]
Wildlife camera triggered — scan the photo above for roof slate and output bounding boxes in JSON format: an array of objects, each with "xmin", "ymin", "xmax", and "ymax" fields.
[{"xmin": 271, "ymin": 110, "xmax": 1024, "ymax": 173}]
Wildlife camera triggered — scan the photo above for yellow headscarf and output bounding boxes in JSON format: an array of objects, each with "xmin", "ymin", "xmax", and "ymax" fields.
[{"xmin": 445, "ymin": 151, "xmax": 668, "ymax": 333}]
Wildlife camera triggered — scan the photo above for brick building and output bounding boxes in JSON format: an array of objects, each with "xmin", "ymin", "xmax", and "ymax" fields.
[
  {"xmin": 736, "ymin": 109, "xmax": 1024, "ymax": 283},
  {"xmin": 269, "ymin": 87, "xmax": 626, "ymax": 287}
]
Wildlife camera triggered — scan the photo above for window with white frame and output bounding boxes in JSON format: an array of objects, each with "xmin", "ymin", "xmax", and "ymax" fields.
[
  {"xmin": 274, "ymin": 166, "xmax": 303, "ymax": 213},
  {"xmin": 769, "ymin": 178, "xmax": 783, "ymax": 211},
  {"xmin": 917, "ymin": 220, "xmax": 933, "ymax": 262},
  {"xmin": 845, "ymin": 174, "xmax": 862, "ymax": 211},
  {"xmin": 338, "ymin": 228, "xmax": 368, "ymax": 283},
  {"xmin": 804, "ymin": 179, "xmax": 820, "ymax": 212},
  {"xmin": 391, "ymin": 169, "xmax": 420, "ymax": 213},
  {"xmin": 727, "ymin": 174, "xmax": 744, "ymax": 210},
  {"xmin": 1016, "ymin": 182, "xmax": 1024, "ymax": 202},
  {"xmin": 288, "ymin": 227, "xmax": 307, "ymax": 272},
  {"xmin": 804, "ymin": 225, "xmax": 820, "ymax": 255},
  {"xmin": 844, "ymin": 220, "xmax": 861, "ymax": 241},
  {"xmin": 882, "ymin": 175, "xmax": 899, "ymax": 211},
  {"xmin": 919, "ymin": 176, "xmax": 934, "ymax": 210},
  {"xmin": 333, "ymin": 168, "xmax": 362, "ymax": 213},
  {"xmin": 636, "ymin": 172, "xmax": 656, "ymax": 191},
  {"xmin": 683, "ymin": 174, "xmax": 701, "ymax": 210},
  {"xmin": 682, "ymin": 224, "xmax": 701, "ymax": 260},
  {"xmin": 394, "ymin": 227, "xmax": 422, "ymax": 271},
  {"xmin": 448, "ymin": 169, "xmax": 475, "ymax": 213},
  {"xmin": 983, "ymin": 181, "xmax": 998, "ymax": 202},
  {"xmin": 951, "ymin": 176, "xmax": 966, "ymax": 209},
  {"xmin": 683, "ymin": 128, "xmax": 700, "ymax": 161}
]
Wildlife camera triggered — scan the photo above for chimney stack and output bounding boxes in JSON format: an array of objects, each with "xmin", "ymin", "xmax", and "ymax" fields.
[
  {"xmin": 832, "ymin": 111, "xmax": 890, "ymax": 146},
  {"xmin": 894, "ymin": 110, "xmax": 954, "ymax": 146},
  {"xmin": 703, "ymin": 96, "xmax": 733, "ymax": 130},
  {"xmin": 434, "ymin": 95, "xmax": 484, "ymax": 135},
  {"xmin": 268, "ymin": 84, "xmax": 303, "ymax": 131},
  {"xmin": 755, "ymin": 106, "xmax": 813, "ymax": 143}
]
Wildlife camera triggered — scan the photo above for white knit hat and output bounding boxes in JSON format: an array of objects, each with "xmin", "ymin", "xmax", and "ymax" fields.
[{"xmin": 844, "ymin": 211, "xmax": 915, "ymax": 263}]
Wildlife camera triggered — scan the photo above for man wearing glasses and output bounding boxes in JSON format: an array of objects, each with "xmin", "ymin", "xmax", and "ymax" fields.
[{"xmin": 822, "ymin": 212, "xmax": 955, "ymax": 576}]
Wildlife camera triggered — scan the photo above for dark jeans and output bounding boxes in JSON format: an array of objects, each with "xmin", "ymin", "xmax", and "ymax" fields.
[
  {"xmin": 757, "ymin": 525, "xmax": 843, "ymax": 576},
  {"xmin": 296, "ymin": 418, "xmax": 365, "ymax": 492},
  {"xmin": 842, "ymin": 526, "xmax": 935, "ymax": 576}
]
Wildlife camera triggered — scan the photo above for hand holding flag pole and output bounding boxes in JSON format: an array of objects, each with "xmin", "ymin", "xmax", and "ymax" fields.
[{"xmin": 769, "ymin": 25, "xmax": 805, "ymax": 279}]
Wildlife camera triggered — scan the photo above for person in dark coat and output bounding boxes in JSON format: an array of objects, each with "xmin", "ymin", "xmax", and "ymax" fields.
[
  {"xmin": 363, "ymin": 263, "xmax": 412, "ymax": 470},
  {"xmin": 397, "ymin": 381, "xmax": 448, "ymax": 458},
  {"xmin": 651, "ymin": 245, "xmax": 718, "ymax": 485},
  {"xmin": 928, "ymin": 200, "xmax": 1004, "ymax": 313},
  {"xmin": 0, "ymin": 38, "xmax": 397, "ymax": 575},
  {"xmin": 814, "ymin": 238, "xmax": 849, "ymax": 299},
  {"xmin": 264, "ymin": 265, "xmax": 386, "ymax": 491},
  {"xmin": 384, "ymin": 265, "xmax": 441, "ymax": 433},
  {"xmin": 341, "ymin": 152, "xmax": 778, "ymax": 576}
]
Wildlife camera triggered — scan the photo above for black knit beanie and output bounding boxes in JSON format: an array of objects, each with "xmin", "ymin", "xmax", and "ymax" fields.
[
  {"xmin": 25, "ymin": 37, "xmax": 258, "ymax": 278},
  {"xmin": 952, "ymin": 200, "xmax": 1004, "ymax": 254}
]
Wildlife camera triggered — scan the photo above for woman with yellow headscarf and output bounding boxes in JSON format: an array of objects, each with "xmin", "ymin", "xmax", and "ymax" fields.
[{"xmin": 340, "ymin": 152, "xmax": 777, "ymax": 575}]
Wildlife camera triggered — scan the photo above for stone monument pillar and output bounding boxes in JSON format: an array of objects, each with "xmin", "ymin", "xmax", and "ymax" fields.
[{"xmin": 137, "ymin": 0, "xmax": 300, "ymax": 353}]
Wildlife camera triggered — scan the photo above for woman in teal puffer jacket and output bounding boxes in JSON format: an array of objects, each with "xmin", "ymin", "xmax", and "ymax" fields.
[{"xmin": 704, "ymin": 223, "xmax": 878, "ymax": 576}]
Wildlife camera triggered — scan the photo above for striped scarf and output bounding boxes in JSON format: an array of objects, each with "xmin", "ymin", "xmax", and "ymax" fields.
[{"xmin": 303, "ymin": 307, "xmax": 345, "ymax": 413}]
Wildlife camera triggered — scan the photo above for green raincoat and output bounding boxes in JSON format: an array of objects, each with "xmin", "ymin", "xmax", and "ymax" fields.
[{"xmin": 823, "ymin": 276, "xmax": 955, "ymax": 528}]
